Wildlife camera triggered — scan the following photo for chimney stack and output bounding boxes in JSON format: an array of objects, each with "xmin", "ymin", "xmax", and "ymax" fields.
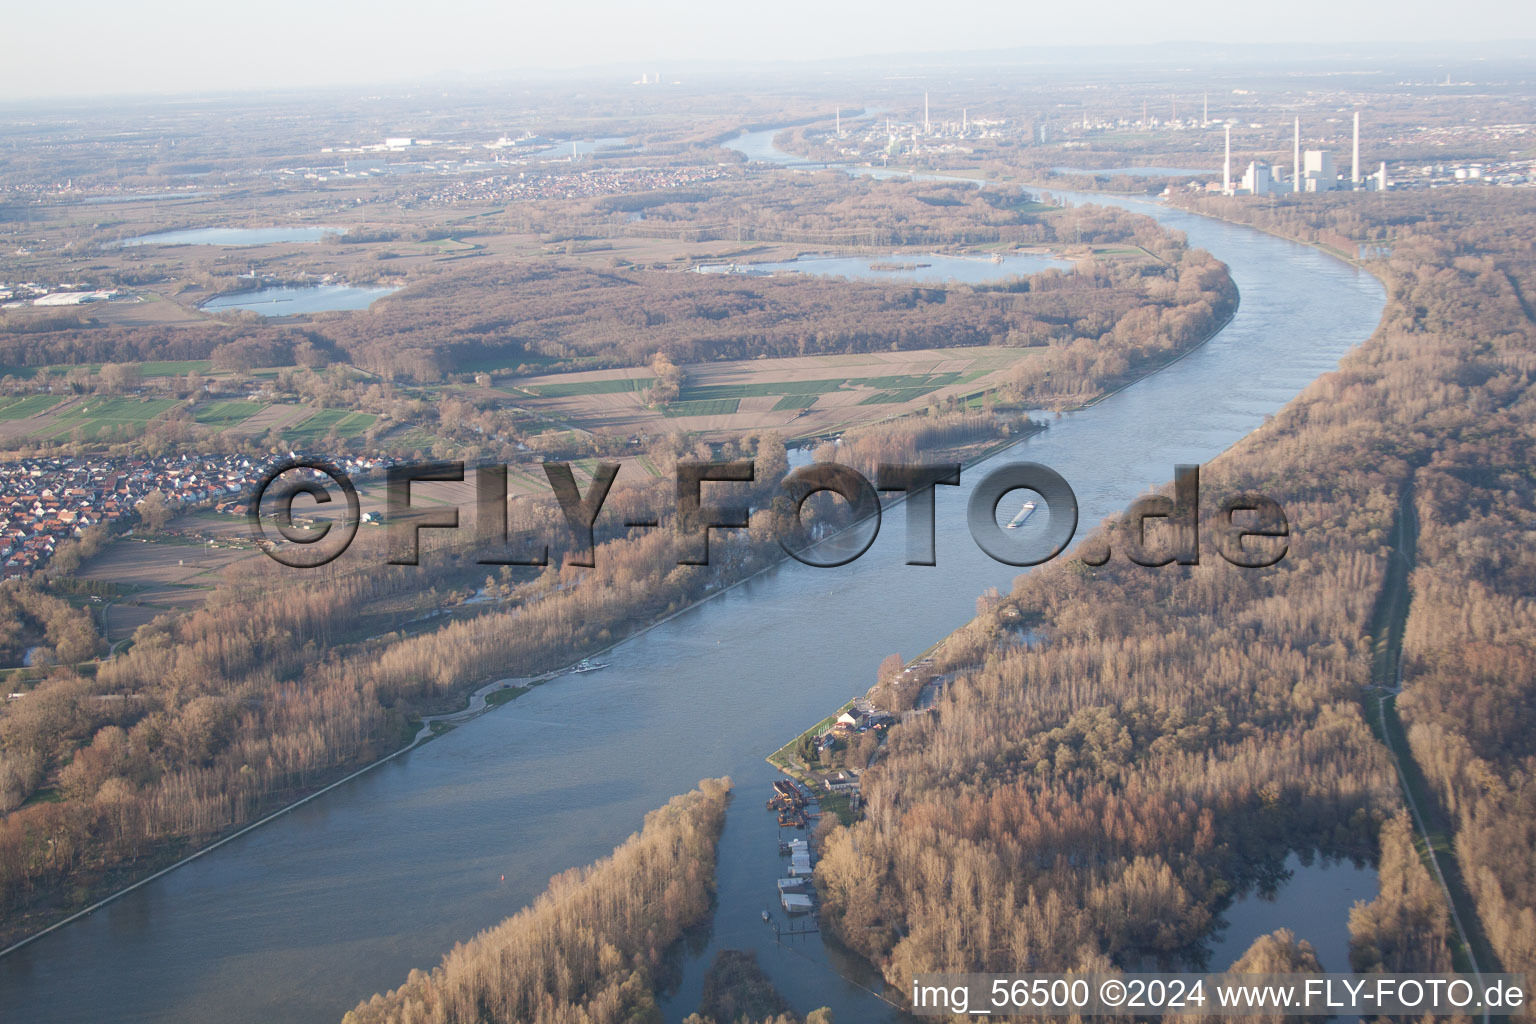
[
  {"xmin": 1353, "ymin": 111, "xmax": 1361, "ymax": 186},
  {"xmin": 1223, "ymin": 124, "xmax": 1231, "ymax": 195},
  {"xmin": 1293, "ymin": 117, "xmax": 1301, "ymax": 193}
]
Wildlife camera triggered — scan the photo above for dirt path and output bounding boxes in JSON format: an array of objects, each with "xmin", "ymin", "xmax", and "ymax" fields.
[{"xmin": 1367, "ymin": 489, "xmax": 1501, "ymax": 1015}]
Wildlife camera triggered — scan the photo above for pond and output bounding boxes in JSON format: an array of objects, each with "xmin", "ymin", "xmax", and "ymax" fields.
[
  {"xmin": 116, "ymin": 227, "xmax": 342, "ymax": 246},
  {"xmin": 201, "ymin": 284, "xmax": 399, "ymax": 316},
  {"xmin": 1204, "ymin": 853, "xmax": 1377, "ymax": 971}
]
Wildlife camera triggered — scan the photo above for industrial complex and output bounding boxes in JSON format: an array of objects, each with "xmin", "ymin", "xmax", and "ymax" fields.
[{"xmin": 1224, "ymin": 111, "xmax": 1388, "ymax": 195}]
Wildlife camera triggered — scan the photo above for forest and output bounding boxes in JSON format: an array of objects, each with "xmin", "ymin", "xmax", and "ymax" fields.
[
  {"xmin": 0, "ymin": 188, "xmax": 1234, "ymax": 392},
  {"xmin": 327, "ymin": 198, "xmax": 1233, "ymax": 381},
  {"xmin": 520, "ymin": 176, "xmax": 1080, "ymax": 246},
  {"xmin": 813, "ymin": 190, "xmax": 1535, "ymax": 1001},
  {"xmin": 1179, "ymin": 190, "xmax": 1536, "ymax": 982}
]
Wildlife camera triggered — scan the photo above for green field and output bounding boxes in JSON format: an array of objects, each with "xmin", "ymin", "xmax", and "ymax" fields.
[
  {"xmin": 286, "ymin": 408, "xmax": 377, "ymax": 441},
  {"xmin": 676, "ymin": 379, "xmax": 847, "ymax": 401},
  {"xmin": 661, "ymin": 398, "xmax": 740, "ymax": 418},
  {"xmin": 44, "ymin": 397, "xmax": 182, "ymax": 439},
  {"xmin": 675, "ymin": 371, "xmax": 979, "ymax": 404},
  {"xmin": 771, "ymin": 394, "xmax": 819, "ymax": 411},
  {"xmin": 520, "ymin": 377, "xmax": 650, "ymax": 398},
  {"xmin": 0, "ymin": 395, "xmax": 63, "ymax": 419},
  {"xmin": 856, "ymin": 371, "xmax": 972, "ymax": 389},
  {"xmin": 193, "ymin": 400, "xmax": 264, "ymax": 428},
  {"xmin": 858, "ymin": 387, "xmax": 942, "ymax": 405}
]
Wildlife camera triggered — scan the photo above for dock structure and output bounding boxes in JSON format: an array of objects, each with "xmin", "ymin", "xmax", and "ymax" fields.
[
  {"xmin": 781, "ymin": 893, "xmax": 814, "ymax": 914},
  {"xmin": 765, "ymin": 782, "xmax": 820, "ymax": 927},
  {"xmin": 767, "ymin": 780, "xmax": 807, "ymax": 818}
]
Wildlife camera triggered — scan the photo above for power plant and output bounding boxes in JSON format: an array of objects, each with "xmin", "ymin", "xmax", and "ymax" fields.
[{"xmin": 1225, "ymin": 111, "xmax": 1388, "ymax": 196}]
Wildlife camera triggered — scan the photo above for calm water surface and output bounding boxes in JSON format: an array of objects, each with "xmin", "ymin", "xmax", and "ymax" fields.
[
  {"xmin": 202, "ymin": 284, "xmax": 399, "ymax": 316},
  {"xmin": 2, "ymin": 130, "xmax": 1386, "ymax": 1024},
  {"xmin": 1206, "ymin": 854, "xmax": 1377, "ymax": 972},
  {"xmin": 117, "ymin": 227, "xmax": 341, "ymax": 247}
]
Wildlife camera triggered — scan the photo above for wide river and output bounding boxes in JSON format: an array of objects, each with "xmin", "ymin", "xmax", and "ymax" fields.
[{"xmin": 1, "ymin": 131, "xmax": 1386, "ymax": 1024}]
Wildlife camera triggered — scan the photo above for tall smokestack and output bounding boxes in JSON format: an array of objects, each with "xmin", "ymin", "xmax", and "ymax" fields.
[
  {"xmin": 1224, "ymin": 124, "xmax": 1231, "ymax": 195},
  {"xmin": 1293, "ymin": 117, "xmax": 1301, "ymax": 193},
  {"xmin": 924, "ymin": 92, "xmax": 930, "ymax": 133},
  {"xmin": 1203, "ymin": 92, "xmax": 1208, "ymax": 126},
  {"xmin": 1353, "ymin": 111, "xmax": 1361, "ymax": 185}
]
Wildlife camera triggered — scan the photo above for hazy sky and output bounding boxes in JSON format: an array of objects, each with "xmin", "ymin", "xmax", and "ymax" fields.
[{"xmin": 5, "ymin": 0, "xmax": 1531, "ymax": 98}]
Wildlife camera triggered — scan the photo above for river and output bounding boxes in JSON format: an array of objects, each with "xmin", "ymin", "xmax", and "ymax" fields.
[{"xmin": 0, "ymin": 130, "xmax": 1386, "ymax": 1024}]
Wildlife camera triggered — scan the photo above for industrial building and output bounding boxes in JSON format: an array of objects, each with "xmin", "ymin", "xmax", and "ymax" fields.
[{"xmin": 1225, "ymin": 111, "xmax": 1389, "ymax": 196}]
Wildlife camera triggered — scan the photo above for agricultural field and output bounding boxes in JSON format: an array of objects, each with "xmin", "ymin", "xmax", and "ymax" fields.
[
  {"xmin": 73, "ymin": 534, "xmax": 256, "ymax": 622},
  {"xmin": 192, "ymin": 400, "xmax": 265, "ymax": 428},
  {"xmin": 0, "ymin": 395, "xmax": 63, "ymax": 420},
  {"xmin": 0, "ymin": 394, "xmax": 373, "ymax": 444},
  {"xmin": 31, "ymin": 396, "xmax": 182, "ymax": 441},
  {"xmin": 225, "ymin": 402, "xmax": 315, "ymax": 438},
  {"xmin": 284, "ymin": 408, "xmax": 377, "ymax": 442},
  {"xmin": 500, "ymin": 346, "xmax": 1032, "ymax": 440}
]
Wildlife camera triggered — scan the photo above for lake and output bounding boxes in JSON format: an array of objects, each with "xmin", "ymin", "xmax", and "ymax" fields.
[
  {"xmin": 201, "ymin": 284, "xmax": 400, "ymax": 316},
  {"xmin": 81, "ymin": 192, "xmax": 207, "ymax": 206},
  {"xmin": 116, "ymin": 227, "xmax": 342, "ymax": 247}
]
